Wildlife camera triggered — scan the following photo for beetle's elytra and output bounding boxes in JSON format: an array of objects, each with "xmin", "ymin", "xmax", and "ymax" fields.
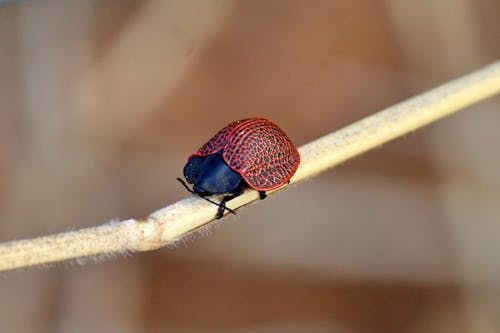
[{"xmin": 178, "ymin": 118, "xmax": 300, "ymax": 219}]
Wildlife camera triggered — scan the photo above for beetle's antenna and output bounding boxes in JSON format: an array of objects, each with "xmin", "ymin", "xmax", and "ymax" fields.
[{"xmin": 176, "ymin": 178, "xmax": 236, "ymax": 216}]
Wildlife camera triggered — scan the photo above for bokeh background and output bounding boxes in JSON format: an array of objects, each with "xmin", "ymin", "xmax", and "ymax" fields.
[{"xmin": 1, "ymin": 1, "xmax": 500, "ymax": 332}]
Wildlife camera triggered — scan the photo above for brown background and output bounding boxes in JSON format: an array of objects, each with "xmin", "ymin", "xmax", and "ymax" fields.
[{"xmin": 1, "ymin": 0, "xmax": 500, "ymax": 332}]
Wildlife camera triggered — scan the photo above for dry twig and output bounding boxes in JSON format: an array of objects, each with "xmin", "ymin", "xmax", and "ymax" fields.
[{"xmin": 1, "ymin": 60, "xmax": 499, "ymax": 272}]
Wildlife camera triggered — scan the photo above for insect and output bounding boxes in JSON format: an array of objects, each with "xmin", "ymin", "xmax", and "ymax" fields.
[{"xmin": 178, "ymin": 118, "xmax": 300, "ymax": 219}]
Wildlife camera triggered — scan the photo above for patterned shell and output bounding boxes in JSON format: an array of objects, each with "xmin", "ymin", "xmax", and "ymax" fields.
[{"xmin": 191, "ymin": 118, "xmax": 300, "ymax": 191}]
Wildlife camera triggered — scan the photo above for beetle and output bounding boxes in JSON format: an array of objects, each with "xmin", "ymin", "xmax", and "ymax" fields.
[{"xmin": 178, "ymin": 118, "xmax": 300, "ymax": 219}]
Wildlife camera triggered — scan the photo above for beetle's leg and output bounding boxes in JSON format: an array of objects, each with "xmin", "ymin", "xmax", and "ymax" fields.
[
  {"xmin": 216, "ymin": 185, "xmax": 244, "ymax": 219},
  {"xmin": 259, "ymin": 191, "xmax": 267, "ymax": 200}
]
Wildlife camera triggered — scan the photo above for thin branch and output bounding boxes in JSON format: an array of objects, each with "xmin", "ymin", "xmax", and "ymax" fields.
[{"xmin": 1, "ymin": 60, "xmax": 500, "ymax": 272}]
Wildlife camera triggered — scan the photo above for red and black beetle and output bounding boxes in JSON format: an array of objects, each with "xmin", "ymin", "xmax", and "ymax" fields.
[{"xmin": 178, "ymin": 118, "xmax": 300, "ymax": 219}]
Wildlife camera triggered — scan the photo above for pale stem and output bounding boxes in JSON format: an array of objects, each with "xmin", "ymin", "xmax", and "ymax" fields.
[{"xmin": 1, "ymin": 60, "xmax": 499, "ymax": 272}]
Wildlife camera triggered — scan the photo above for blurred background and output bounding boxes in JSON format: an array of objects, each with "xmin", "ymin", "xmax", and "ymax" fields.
[{"xmin": 1, "ymin": 0, "xmax": 499, "ymax": 332}]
